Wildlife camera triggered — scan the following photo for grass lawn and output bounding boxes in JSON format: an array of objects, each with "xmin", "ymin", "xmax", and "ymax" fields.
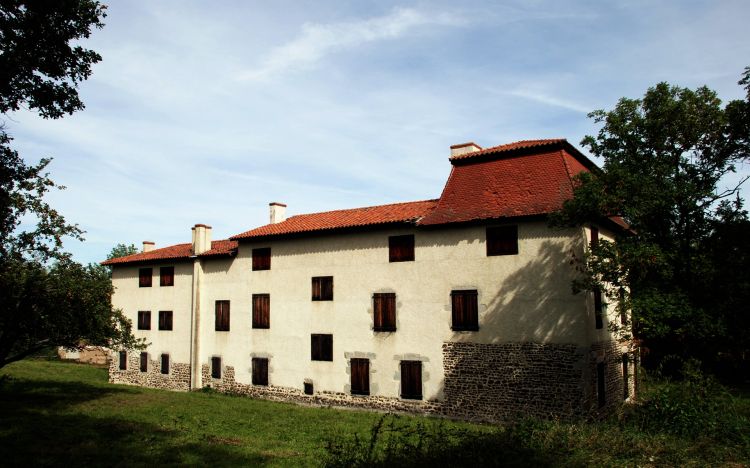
[{"xmin": 1, "ymin": 358, "xmax": 748, "ymax": 467}]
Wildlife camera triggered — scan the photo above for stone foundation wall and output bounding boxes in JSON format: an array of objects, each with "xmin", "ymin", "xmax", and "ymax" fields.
[
  {"xmin": 109, "ymin": 352, "xmax": 190, "ymax": 391},
  {"xmin": 587, "ymin": 341, "xmax": 634, "ymax": 416}
]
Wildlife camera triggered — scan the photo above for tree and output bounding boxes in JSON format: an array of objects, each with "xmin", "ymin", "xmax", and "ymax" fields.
[
  {"xmin": 107, "ymin": 243, "xmax": 139, "ymax": 260},
  {"xmin": 0, "ymin": 1, "xmax": 143, "ymax": 370},
  {"xmin": 553, "ymin": 68, "xmax": 750, "ymax": 376}
]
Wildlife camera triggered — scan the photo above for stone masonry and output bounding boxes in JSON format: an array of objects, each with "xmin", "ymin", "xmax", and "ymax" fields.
[{"xmin": 109, "ymin": 351, "xmax": 190, "ymax": 391}]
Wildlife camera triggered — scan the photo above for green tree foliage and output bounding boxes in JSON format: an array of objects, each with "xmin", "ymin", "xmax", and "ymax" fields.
[
  {"xmin": 553, "ymin": 69, "xmax": 750, "ymax": 377},
  {"xmin": 0, "ymin": 1, "xmax": 143, "ymax": 369},
  {"xmin": 107, "ymin": 243, "xmax": 139, "ymax": 260}
]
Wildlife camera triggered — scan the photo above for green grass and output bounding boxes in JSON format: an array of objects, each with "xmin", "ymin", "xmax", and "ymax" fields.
[{"xmin": 1, "ymin": 358, "xmax": 748, "ymax": 467}]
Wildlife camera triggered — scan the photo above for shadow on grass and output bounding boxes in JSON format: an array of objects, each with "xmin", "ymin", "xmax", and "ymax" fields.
[{"xmin": 0, "ymin": 377, "xmax": 269, "ymax": 467}]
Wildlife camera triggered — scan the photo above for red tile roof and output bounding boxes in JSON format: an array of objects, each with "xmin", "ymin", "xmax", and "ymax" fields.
[
  {"xmin": 230, "ymin": 199, "xmax": 438, "ymax": 240},
  {"xmin": 101, "ymin": 239, "xmax": 237, "ymax": 266},
  {"xmin": 449, "ymin": 138, "xmax": 568, "ymax": 161}
]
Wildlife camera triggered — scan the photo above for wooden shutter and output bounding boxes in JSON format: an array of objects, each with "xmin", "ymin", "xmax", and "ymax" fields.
[
  {"xmin": 139, "ymin": 268, "xmax": 152, "ymax": 287},
  {"xmin": 252, "ymin": 357, "xmax": 268, "ymax": 386},
  {"xmin": 590, "ymin": 227, "xmax": 599, "ymax": 248},
  {"xmin": 311, "ymin": 334, "xmax": 333, "ymax": 361},
  {"xmin": 486, "ymin": 226, "xmax": 518, "ymax": 256},
  {"xmin": 158, "ymin": 311, "xmax": 173, "ymax": 331},
  {"xmin": 622, "ymin": 354, "xmax": 629, "ymax": 400},
  {"xmin": 400, "ymin": 361, "xmax": 422, "ymax": 399},
  {"xmin": 451, "ymin": 290, "xmax": 478, "ymax": 331},
  {"xmin": 140, "ymin": 352, "xmax": 148, "ymax": 372},
  {"xmin": 252, "ymin": 248, "xmax": 271, "ymax": 271},
  {"xmin": 594, "ymin": 289, "xmax": 603, "ymax": 329},
  {"xmin": 252, "ymin": 294, "xmax": 270, "ymax": 329},
  {"xmin": 161, "ymin": 354, "xmax": 169, "ymax": 374},
  {"xmin": 373, "ymin": 293, "xmax": 396, "ymax": 331},
  {"xmin": 350, "ymin": 358, "xmax": 370, "ymax": 395},
  {"xmin": 312, "ymin": 277, "xmax": 333, "ymax": 301},
  {"xmin": 597, "ymin": 362, "xmax": 606, "ymax": 408},
  {"xmin": 159, "ymin": 266, "xmax": 174, "ymax": 286},
  {"xmin": 215, "ymin": 301, "xmax": 230, "ymax": 331},
  {"xmin": 138, "ymin": 311, "xmax": 151, "ymax": 330},
  {"xmin": 211, "ymin": 357, "xmax": 222, "ymax": 379},
  {"xmin": 119, "ymin": 351, "xmax": 127, "ymax": 370},
  {"xmin": 389, "ymin": 235, "xmax": 415, "ymax": 262}
]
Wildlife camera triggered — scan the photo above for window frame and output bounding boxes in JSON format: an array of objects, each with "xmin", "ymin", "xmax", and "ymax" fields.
[
  {"xmin": 252, "ymin": 247, "xmax": 271, "ymax": 271},
  {"xmin": 252, "ymin": 294, "xmax": 270, "ymax": 329},
  {"xmin": 388, "ymin": 234, "xmax": 415, "ymax": 262},
  {"xmin": 373, "ymin": 292, "xmax": 397, "ymax": 332},
  {"xmin": 486, "ymin": 225, "xmax": 519, "ymax": 256},
  {"xmin": 451, "ymin": 289, "xmax": 479, "ymax": 331},
  {"xmin": 311, "ymin": 334, "xmax": 333, "ymax": 361},
  {"xmin": 350, "ymin": 358, "xmax": 370, "ymax": 396},
  {"xmin": 159, "ymin": 266, "xmax": 174, "ymax": 287},
  {"xmin": 137, "ymin": 310, "xmax": 151, "ymax": 330},
  {"xmin": 158, "ymin": 310, "xmax": 173, "ymax": 331},
  {"xmin": 252, "ymin": 357, "xmax": 269, "ymax": 386},
  {"xmin": 138, "ymin": 267, "xmax": 153, "ymax": 287},
  {"xmin": 400, "ymin": 360, "xmax": 423, "ymax": 400},
  {"xmin": 311, "ymin": 276, "xmax": 334, "ymax": 301},
  {"xmin": 215, "ymin": 300, "xmax": 230, "ymax": 332}
]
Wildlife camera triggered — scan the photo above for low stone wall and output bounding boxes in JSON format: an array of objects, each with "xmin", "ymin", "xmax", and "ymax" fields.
[{"xmin": 109, "ymin": 352, "xmax": 190, "ymax": 391}]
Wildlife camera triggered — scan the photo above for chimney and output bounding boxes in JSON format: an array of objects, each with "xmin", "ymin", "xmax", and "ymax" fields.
[
  {"xmin": 191, "ymin": 224, "xmax": 212, "ymax": 255},
  {"xmin": 269, "ymin": 202, "xmax": 287, "ymax": 224},
  {"xmin": 142, "ymin": 241, "xmax": 155, "ymax": 253},
  {"xmin": 450, "ymin": 142, "xmax": 482, "ymax": 158}
]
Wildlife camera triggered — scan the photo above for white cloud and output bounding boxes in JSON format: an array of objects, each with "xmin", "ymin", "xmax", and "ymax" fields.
[
  {"xmin": 503, "ymin": 88, "xmax": 593, "ymax": 114},
  {"xmin": 236, "ymin": 8, "xmax": 466, "ymax": 81}
]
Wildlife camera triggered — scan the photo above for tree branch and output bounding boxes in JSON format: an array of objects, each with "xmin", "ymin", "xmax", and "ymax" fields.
[{"xmin": 0, "ymin": 340, "xmax": 51, "ymax": 368}]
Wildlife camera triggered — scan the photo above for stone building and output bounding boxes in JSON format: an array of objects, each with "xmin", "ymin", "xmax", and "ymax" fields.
[{"xmin": 102, "ymin": 139, "xmax": 636, "ymax": 422}]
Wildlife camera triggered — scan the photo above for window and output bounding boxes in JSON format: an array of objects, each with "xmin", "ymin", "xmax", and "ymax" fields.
[
  {"xmin": 400, "ymin": 361, "xmax": 422, "ymax": 400},
  {"xmin": 594, "ymin": 289, "xmax": 603, "ymax": 329},
  {"xmin": 304, "ymin": 382, "xmax": 314, "ymax": 395},
  {"xmin": 139, "ymin": 268, "xmax": 152, "ymax": 287},
  {"xmin": 215, "ymin": 300, "xmax": 230, "ymax": 331},
  {"xmin": 158, "ymin": 311, "xmax": 173, "ymax": 331},
  {"xmin": 252, "ymin": 247, "xmax": 271, "ymax": 271},
  {"xmin": 161, "ymin": 354, "xmax": 170, "ymax": 374},
  {"xmin": 597, "ymin": 362, "xmax": 606, "ymax": 408},
  {"xmin": 312, "ymin": 276, "xmax": 333, "ymax": 301},
  {"xmin": 140, "ymin": 352, "xmax": 148, "ymax": 372},
  {"xmin": 373, "ymin": 293, "xmax": 396, "ymax": 332},
  {"xmin": 118, "ymin": 350, "xmax": 127, "ymax": 370},
  {"xmin": 252, "ymin": 294, "xmax": 270, "ymax": 329},
  {"xmin": 252, "ymin": 358, "xmax": 269, "ymax": 386},
  {"xmin": 160, "ymin": 266, "xmax": 174, "ymax": 286},
  {"xmin": 590, "ymin": 226, "xmax": 599, "ymax": 248},
  {"xmin": 486, "ymin": 225, "xmax": 518, "ymax": 256},
  {"xmin": 389, "ymin": 234, "xmax": 415, "ymax": 262},
  {"xmin": 350, "ymin": 358, "xmax": 370, "ymax": 395},
  {"xmin": 311, "ymin": 334, "xmax": 333, "ymax": 361},
  {"xmin": 451, "ymin": 290, "xmax": 479, "ymax": 331},
  {"xmin": 137, "ymin": 311, "xmax": 151, "ymax": 330},
  {"xmin": 211, "ymin": 357, "xmax": 222, "ymax": 379},
  {"xmin": 622, "ymin": 354, "xmax": 630, "ymax": 400}
]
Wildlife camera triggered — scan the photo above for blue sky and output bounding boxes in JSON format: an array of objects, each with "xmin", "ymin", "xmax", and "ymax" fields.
[{"xmin": 6, "ymin": 0, "xmax": 750, "ymax": 264}]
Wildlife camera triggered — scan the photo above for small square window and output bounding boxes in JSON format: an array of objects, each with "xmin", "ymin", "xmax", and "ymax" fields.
[
  {"xmin": 139, "ymin": 268, "xmax": 152, "ymax": 287},
  {"xmin": 137, "ymin": 311, "xmax": 151, "ymax": 330},
  {"xmin": 451, "ymin": 290, "xmax": 479, "ymax": 331},
  {"xmin": 486, "ymin": 226, "xmax": 518, "ymax": 256},
  {"xmin": 140, "ymin": 352, "xmax": 148, "ymax": 372},
  {"xmin": 211, "ymin": 356, "xmax": 222, "ymax": 379},
  {"xmin": 389, "ymin": 234, "xmax": 415, "ymax": 262},
  {"xmin": 312, "ymin": 276, "xmax": 333, "ymax": 301},
  {"xmin": 350, "ymin": 358, "xmax": 370, "ymax": 396},
  {"xmin": 304, "ymin": 381, "xmax": 314, "ymax": 395},
  {"xmin": 252, "ymin": 358, "xmax": 269, "ymax": 386},
  {"xmin": 160, "ymin": 266, "xmax": 174, "ymax": 286},
  {"xmin": 373, "ymin": 293, "xmax": 396, "ymax": 332},
  {"xmin": 252, "ymin": 294, "xmax": 270, "ymax": 329},
  {"xmin": 119, "ymin": 350, "xmax": 127, "ymax": 370},
  {"xmin": 215, "ymin": 300, "xmax": 230, "ymax": 331},
  {"xmin": 311, "ymin": 334, "xmax": 333, "ymax": 361},
  {"xmin": 252, "ymin": 247, "xmax": 271, "ymax": 271},
  {"xmin": 400, "ymin": 360, "xmax": 422, "ymax": 400},
  {"xmin": 158, "ymin": 311, "xmax": 173, "ymax": 331},
  {"xmin": 160, "ymin": 354, "xmax": 170, "ymax": 375}
]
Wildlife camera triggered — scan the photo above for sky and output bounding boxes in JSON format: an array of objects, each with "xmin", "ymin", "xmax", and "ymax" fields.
[{"xmin": 6, "ymin": 0, "xmax": 750, "ymax": 264}]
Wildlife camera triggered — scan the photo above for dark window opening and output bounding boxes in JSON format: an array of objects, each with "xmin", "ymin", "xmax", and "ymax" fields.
[
  {"xmin": 211, "ymin": 357, "xmax": 222, "ymax": 379},
  {"xmin": 252, "ymin": 294, "xmax": 270, "ymax": 329},
  {"xmin": 312, "ymin": 276, "xmax": 333, "ymax": 301},
  {"xmin": 486, "ymin": 225, "xmax": 518, "ymax": 256},
  {"xmin": 597, "ymin": 361, "xmax": 606, "ymax": 408},
  {"xmin": 590, "ymin": 226, "xmax": 599, "ymax": 248},
  {"xmin": 350, "ymin": 358, "xmax": 370, "ymax": 396},
  {"xmin": 139, "ymin": 268, "xmax": 152, "ymax": 287},
  {"xmin": 137, "ymin": 311, "xmax": 151, "ymax": 330},
  {"xmin": 622, "ymin": 354, "xmax": 630, "ymax": 400},
  {"xmin": 140, "ymin": 352, "xmax": 148, "ymax": 372},
  {"xmin": 451, "ymin": 290, "xmax": 479, "ymax": 331},
  {"xmin": 252, "ymin": 357, "xmax": 269, "ymax": 386},
  {"xmin": 400, "ymin": 360, "xmax": 422, "ymax": 400},
  {"xmin": 594, "ymin": 289, "xmax": 603, "ymax": 329},
  {"xmin": 304, "ymin": 382, "xmax": 314, "ymax": 395},
  {"xmin": 159, "ymin": 266, "xmax": 174, "ymax": 286},
  {"xmin": 252, "ymin": 247, "xmax": 271, "ymax": 271},
  {"xmin": 373, "ymin": 293, "xmax": 396, "ymax": 332},
  {"xmin": 161, "ymin": 354, "xmax": 170, "ymax": 374},
  {"xmin": 119, "ymin": 350, "xmax": 127, "ymax": 370},
  {"xmin": 389, "ymin": 234, "xmax": 415, "ymax": 262},
  {"xmin": 158, "ymin": 310, "xmax": 173, "ymax": 331},
  {"xmin": 215, "ymin": 300, "xmax": 230, "ymax": 331},
  {"xmin": 311, "ymin": 334, "xmax": 333, "ymax": 361}
]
